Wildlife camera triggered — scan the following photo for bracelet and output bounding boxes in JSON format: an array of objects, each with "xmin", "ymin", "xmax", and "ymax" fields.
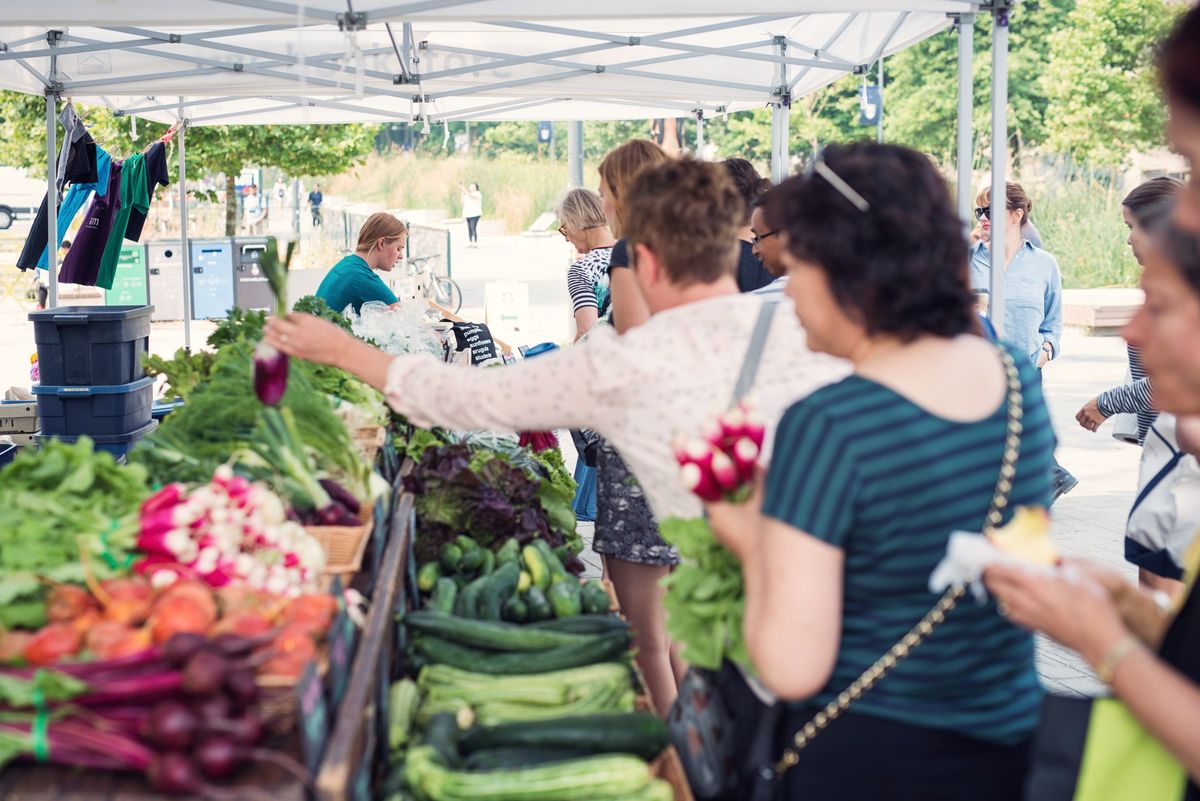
[{"xmin": 1095, "ymin": 634, "xmax": 1142, "ymax": 685}]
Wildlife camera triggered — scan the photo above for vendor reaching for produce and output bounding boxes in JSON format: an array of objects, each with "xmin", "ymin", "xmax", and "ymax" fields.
[
  {"xmin": 266, "ymin": 157, "xmax": 848, "ymax": 713},
  {"xmin": 314, "ymin": 212, "xmax": 406, "ymax": 315}
]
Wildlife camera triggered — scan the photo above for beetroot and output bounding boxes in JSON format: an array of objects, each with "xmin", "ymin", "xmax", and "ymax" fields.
[
  {"xmin": 147, "ymin": 752, "xmax": 201, "ymax": 794},
  {"xmin": 195, "ymin": 737, "xmax": 239, "ymax": 780},
  {"xmin": 224, "ymin": 669, "xmax": 259, "ymax": 706},
  {"xmin": 163, "ymin": 632, "xmax": 208, "ymax": 668},
  {"xmin": 145, "ymin": 701, "xmax": 199, "ymax": 750},
  {"xmin": 182, "ymin": 649, "xmax": 228, "ymax": 697}
]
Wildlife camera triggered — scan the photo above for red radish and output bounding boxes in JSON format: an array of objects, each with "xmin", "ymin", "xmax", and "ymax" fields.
[
  {"xmin": 680, "ymin": 463, "xmax": 722, "ymax": 503},
  {"xmin": 711, "ymin": 451, "xmax": 739, "ymax": 492},
  {"xmin": 141, "ymin": 484, "xmax": 185, "ymax": 516},
  {"xmin": 731, "ymin": 437, "xmax": 760, "ymax": 484}
]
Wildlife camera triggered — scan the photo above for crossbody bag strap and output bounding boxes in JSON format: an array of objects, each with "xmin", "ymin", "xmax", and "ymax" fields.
[
  {"xmin": 771, "ymin": 346, "xmax": 1025, "ymax": 777},
  {"xmin": 731, "ymin": 301, "xmax": 779, "ymax": 406}
]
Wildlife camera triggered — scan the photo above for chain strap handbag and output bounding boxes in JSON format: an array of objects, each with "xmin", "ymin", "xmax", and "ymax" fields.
[{"xmin": 743, "ymin": 345, "xmax": 1026, "ymax": 801}]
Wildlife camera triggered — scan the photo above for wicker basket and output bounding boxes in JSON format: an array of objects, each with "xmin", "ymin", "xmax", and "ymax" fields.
[
  {"xmin": 353, "ymin": 425, "xmax": 387, "ymax": 464},
  {"xmin": 652, "ymin": 748, "xmax": 696, "ymax": 801},
  {"xmin": 306, "ymin": 505, "xmax": 374, "ymax": 585}
]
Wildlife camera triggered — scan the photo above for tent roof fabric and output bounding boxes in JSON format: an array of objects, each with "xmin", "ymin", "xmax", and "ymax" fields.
[{"xmin": 0, "ymin": 2, "xmax": 981, "ymax": 123}]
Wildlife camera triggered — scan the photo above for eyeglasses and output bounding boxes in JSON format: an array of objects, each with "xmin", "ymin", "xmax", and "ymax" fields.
[
  {"xmin": 751, "ymin": 229, "xmax": 781, "ymax": 246},
  {"xmin": 974, "ymin": 206, "xmax": 1015, "ymax": 221},
  {"xmin": 558, "ymin": 224, "xmax": 604, "ymax": 238},
  {"xmin": 804, "ymin": 150, "xmax": 870, "ymax": 213}
]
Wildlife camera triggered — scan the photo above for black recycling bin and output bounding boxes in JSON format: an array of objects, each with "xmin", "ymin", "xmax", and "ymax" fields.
[{"xmin": 233, "ymin": 237, "xmax": 274, "ymax": 312}]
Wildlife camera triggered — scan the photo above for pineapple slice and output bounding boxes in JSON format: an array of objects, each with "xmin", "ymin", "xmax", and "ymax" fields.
[{"xmin": 986, "ymin": 507, "xmax": 1058, "ymax": 566}]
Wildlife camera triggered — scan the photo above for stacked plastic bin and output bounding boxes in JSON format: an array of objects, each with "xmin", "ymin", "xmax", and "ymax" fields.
[{"xmin": 27, "ymin": 305, "xmax": 158, "ymax": 459}]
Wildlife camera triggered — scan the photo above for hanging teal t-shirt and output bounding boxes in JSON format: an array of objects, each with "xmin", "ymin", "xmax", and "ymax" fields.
[{"xmin": 315, "ymin": 254, "xmax": 398, "ymax": 315}]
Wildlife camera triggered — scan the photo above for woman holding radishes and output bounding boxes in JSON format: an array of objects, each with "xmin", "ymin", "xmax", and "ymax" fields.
[{"xmin": 704, "ymin": 143, "xmax": 1056, "ymax": 800}]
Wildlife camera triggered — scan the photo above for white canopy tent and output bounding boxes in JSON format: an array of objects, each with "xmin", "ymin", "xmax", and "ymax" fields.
[{"xmin": 0, "ymin": 0, "xmax": 1015, "ymax": 352}]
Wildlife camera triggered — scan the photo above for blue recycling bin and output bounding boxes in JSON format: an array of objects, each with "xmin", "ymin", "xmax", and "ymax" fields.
[{"xmin": 190, "ymin": 238, "xmax": 235, "ymax": 320}]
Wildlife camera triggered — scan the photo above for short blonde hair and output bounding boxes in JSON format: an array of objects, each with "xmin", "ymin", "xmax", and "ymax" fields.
[
  {"xmin": 556, "ymin": 188, "xmax": 607, "ymax": 233},
  {"xmin": 356, "ymin": 212, "xmax": 408, "ymax": 252},
  {"xmin": 597, "ymin": 139, "xmax": 671, "ymax": 237}
]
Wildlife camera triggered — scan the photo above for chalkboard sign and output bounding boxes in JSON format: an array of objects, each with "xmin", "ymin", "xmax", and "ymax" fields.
[
  {"xmin": 327, "ymin": 602, "xmax": 359, "ymax": 710},
  {"xmin": 297, "ymin": 662, "xmax": 329, "ymax": 775},
  {"xmin": 448, "ymin": 321, "xmax": 499, "ymax": 365}
]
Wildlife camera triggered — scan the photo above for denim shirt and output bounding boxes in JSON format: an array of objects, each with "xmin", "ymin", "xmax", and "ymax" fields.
[{"xmin": 970, "ymin": 240, "xmax": 1063, "ymax": 365}]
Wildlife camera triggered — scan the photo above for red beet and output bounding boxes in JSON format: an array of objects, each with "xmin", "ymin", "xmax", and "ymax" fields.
[
  {"xmin": 195, "ymin": 737, "xmax": 239, "ymax": 780},
  {"xmin": 224, "ymin": 668, "xmax": 259, "ymax": 706},
  {"xmin": 145, "ymin": 701, "xmax": 198, "ymax": 751},
  {"xmin": 163, "ymin": 632, "xmax": 208, "ymax": 668},
  {"xmin": 182, "ymin": 649, "xmax": 228, "ymax": 697},
  {"xmin": 147, "ymin": 752, "xmax": 200, "ymax": 794}
]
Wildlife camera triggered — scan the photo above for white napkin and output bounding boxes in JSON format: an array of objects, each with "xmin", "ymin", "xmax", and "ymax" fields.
[{"xmin": 929, "ymin": 531, "xmax": 1056, "ymax": 602}]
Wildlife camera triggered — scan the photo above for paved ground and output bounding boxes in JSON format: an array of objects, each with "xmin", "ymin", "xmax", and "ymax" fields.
[{"xmin": 0, "ymin": 228, "xmax": 1139, "ymax": 698}]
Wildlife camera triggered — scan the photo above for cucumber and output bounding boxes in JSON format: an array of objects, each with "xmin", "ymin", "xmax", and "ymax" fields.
[
  {"xmin": 456, "ymin": 535, "xmax": 480, "ymax": 553},
  {"xmin": 454, "ymin": 575, "xmax": 489, "ymax": 618},
  {"xmin": 463, "ymin": 747, "xmax": 582, "ymax": 771},
  {"xmin": 422, "ymin": 713, "xmax": 461, "ymax": 766},
  {"xmin": 479, "ymin": 550, "xmax": 496, "ymax": 576},
  {"xmin": 430, "ymin": 578, "xmax": 458, "ymax": 614},
  {"xmin": 460, "ymin": 549, "xmax": 485, "ymax": 573},
  {"xmin": 417, "ymin": 562, "xmax": 441, "ymax": 593},
  {"xmin": 581, "ymin": 581, "xmax": 611, "ymax": 615},
  {"xmin": 405, "ymin": 610, "xmax": 589, "ymax": 651},
  {"xmin": 532, "ymin": 540, "xmax": 569, "ymax": 584},
  {"xmin": 525, "ymin": 586, "xmax": 552, "ymax": 622},
  {"xmin": 479, "ymin": 562, "xmax": 521, "ymax": 621},
  {"xmin": 459, "ymin": 713, "xmax": 669, "ymax": 761},
  {"xmin": 413, "ymin": 631, "xmax": 632, "ymax": 675},
  {"xmin": 495, "ymin": 538, "xmax": 521, "ymax": 565},
  {"xmin": 527, "ymin": 615, "xmax": 628, "ymax": 636},
  {"xmin": 517, "ymin": 571, "xmax": 532, "ymax": 593},
  {"xmin": 521, "ymin": 545, "xmax": 551, "ymax": 590},
  {"xmin": 547, "ymin": 581, "xmax": 582, "ymax": 618},
  {"xmin": 502, "ymin": 596, "xmax": 528, "ymax": 623},
  {"xmin": 440, "ymin": 543, "xmax": 463, "ymax": 572}
]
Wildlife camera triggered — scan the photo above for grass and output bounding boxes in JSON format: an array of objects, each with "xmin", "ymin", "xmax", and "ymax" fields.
[{"xmin": 327, "ymin": 151, "xmax": 588, "ymax": 234}]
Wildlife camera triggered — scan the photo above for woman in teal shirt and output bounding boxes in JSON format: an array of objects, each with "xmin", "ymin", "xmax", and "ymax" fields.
[
  {"xmin": 707, "ymin": 144, "xmax": 1054, "ymax": 800},
  {"xmin": 316, "ymin": 212, "xmax": 406, "ymax": 314}
]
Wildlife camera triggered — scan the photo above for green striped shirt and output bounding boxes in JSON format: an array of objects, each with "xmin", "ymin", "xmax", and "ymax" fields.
[{"xmin": 763, "ymin": 343, "xmax": 1052, "ymax": 745}]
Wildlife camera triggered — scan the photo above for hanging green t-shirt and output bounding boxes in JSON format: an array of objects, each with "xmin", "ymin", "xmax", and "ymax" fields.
[
  {"xmin": 96, "ymin": 153, "xmax": 149, "ymax": 291},
  {"xmin": 315, "ymin": 254, "xmax": 398, "ymax": 315}
]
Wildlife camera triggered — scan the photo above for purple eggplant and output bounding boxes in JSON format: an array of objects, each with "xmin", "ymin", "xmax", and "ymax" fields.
[{"xmin": 253, "ymin": 340, "xmax": 290, "ymax": 406}]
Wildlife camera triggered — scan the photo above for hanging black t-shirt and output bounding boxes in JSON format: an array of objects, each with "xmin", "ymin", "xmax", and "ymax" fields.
[
  {"xmin": 124, "ymin": 141, "xmax": 170, "ymax": 242},
  {"xmin": 15, "ymin": 129, "xmax": 98, "ymax": 271},
  {"xmin": 736, "ymin": 240, "xmax": 774, "ymax": 293}
]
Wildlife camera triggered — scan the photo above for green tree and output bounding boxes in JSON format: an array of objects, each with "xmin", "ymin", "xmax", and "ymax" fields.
[{"xmin": 1041, "ymin": 0, "xmax": 1180, "ymax": 165}]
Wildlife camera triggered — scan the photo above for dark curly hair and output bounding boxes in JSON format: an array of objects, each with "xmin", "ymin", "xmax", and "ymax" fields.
[
  {"xmin": 723, "ymin": 159, "xmax": 772, "ymax": 224},
  {"xmin": 1160, "ymin": 5, "xmax": 1200, "ymax": 115},
  {"xmin": 766, "ymin": 143, "xmax": 975, "ymax": 341}
]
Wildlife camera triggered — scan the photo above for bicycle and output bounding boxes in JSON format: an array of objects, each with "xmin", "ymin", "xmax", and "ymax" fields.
[{"xmin": 408, "ymin": 252, "xmax": 462, "ymax": 315}]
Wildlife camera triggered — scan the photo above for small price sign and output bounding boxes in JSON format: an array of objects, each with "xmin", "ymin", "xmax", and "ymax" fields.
[{"xmin": 296, "ymin": 662, "xmax": 329, "ymax": 775}]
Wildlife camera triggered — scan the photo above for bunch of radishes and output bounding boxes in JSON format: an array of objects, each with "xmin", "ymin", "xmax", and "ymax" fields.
[
  {"xmin": 135, "ymin": 466, "xmax": 326, "ymax": 597},
  {"xmin": 675, "ymin": 403, "xmax": 767, "ymax": 503}
]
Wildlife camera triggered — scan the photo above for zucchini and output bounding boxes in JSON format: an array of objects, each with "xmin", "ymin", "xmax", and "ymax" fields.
[
  {"xmin": 547, "ymin": 581, "xmax": 582, "ymax": 618},
  {"xmin": 527, "ymin": 615, "xmax": 628, "ymax": 636},
  {"xmin": 388, "ymin": 679, "xmax": 421, "ymax": 750},
  {"xmin": 405, "ymin": 610, "xmax": 589, "ymax": 651},
  {"xmin": 521, "ymin": 545, "xmax": 551, "ymax": 590},
  {"xmin": 417, "ymin": 562, "xmax": 442, "ymax": 593},
  {"xmin": 479, "ymin": 562, "xmax": 521, "ymax": 621},
  {"xmin": 430, "ymin": 578, "xmax": 458, "ymax": 614},
  {"xmin": 459, "ymin": 713, "xmax": 670, "ymax": 761},
  {"xmin": 463, "ymin": 747, "xmax": 581, "ymax": 771},
  {"xmin": 495, "ymin": 538, "xmax": 521, "ymax": 565},
  {"xmin": 501, "ymin": 595, "xmax": 528, "ymax": 623},
  {"xmin": 524, "ymin": 586, "xmax": 552, "ymax": 622},
  {"xmin": 454, "ymin": 575, "xmax": 490, "ymax": 618},
  {"xmin": 440, "ymin": 543, "xmax": 463, "ymax": 572},
  {"xmin": 413, "ymin": 631, "xmax": 631, "ymax": 675},
  {"xmin": 581, "ymin": 580, "xmax": 611, "ymax": 615},
  {"xmin": 406, "ymin": 746, "xmax": 653, "ymax": 801},
  {"xmin": 460, "ymin": 549, "xmax": 484, "ymax": 573}
]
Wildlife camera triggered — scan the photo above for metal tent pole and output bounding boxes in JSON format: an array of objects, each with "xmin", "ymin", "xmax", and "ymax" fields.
[
  {"xmin": 178, "ymin": 102, "xmax": 192, "ymax": 351},
  {"xmin": 694, "ymin": 110, "xmax": 705, "ymax": 159},
  {"xmin": 877, "ymin": 56, "xmax": 885, "ymax": 143},
  {"xmin": 291, "ymin": 177, "xmax": 301, "ymax": 238},
  {"xmin": 567, "ymin": 121, "xmax": 583, "ymax": 188},
  {"xmin": 770, "ymin": 37, "xmax": 790, "ymax": 183},
  {"xmin": 45, "ymin": 30, "xmax": 62, "ymax": 309},
  {"xmin": 988, "ymin": 3, "xmax": 1011, "ymax": 334},
  {"xmin": 956, "ymin": 13, "xmax": 976, "ymax": 224}
]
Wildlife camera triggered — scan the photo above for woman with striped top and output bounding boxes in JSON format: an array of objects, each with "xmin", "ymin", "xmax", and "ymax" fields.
[
  {"xmin": 1077, "ymin": 177, "xmax": 1183, "ymax": 444},
  {"xmin": 706, "ymin": 144, "xmax": 1054, "ymax": 800},
  {"xmin": 556, "ymin": 188, "xmax": 615, "ymax": 340}
]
